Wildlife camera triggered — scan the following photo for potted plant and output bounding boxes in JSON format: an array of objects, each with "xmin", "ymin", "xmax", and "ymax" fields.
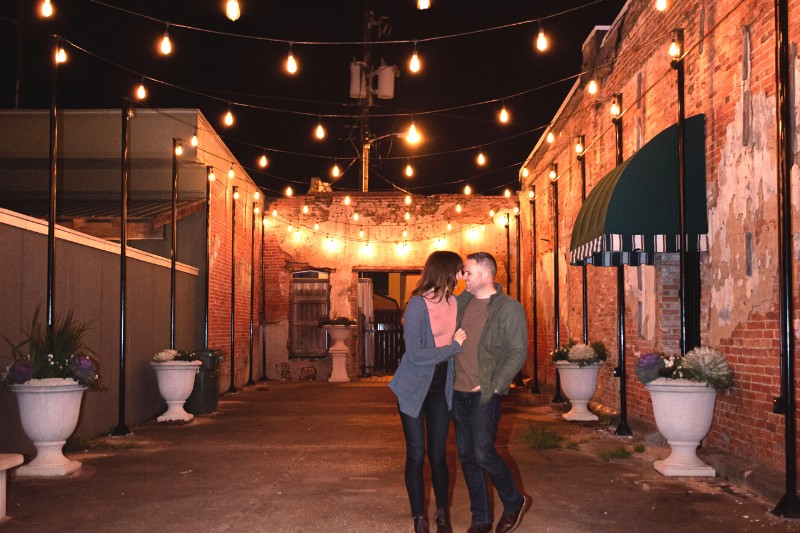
[
  {"xmin": 150, "ymin": 349, "xmax": 201, "ymax": 422},
  {"xmin": 635, "ymin": 347, "xmax": 734, "ymax": 476},
  {"xmin": 318, "ymin": 314, "xmax": 356, "ymax": 383},
  {"xmin": 2, "ymin": 306, "xmax": 99, "ymax": 477},
  {"xmin": 551, "ymin": 340, "xmax": 607, "ymax": 421}
]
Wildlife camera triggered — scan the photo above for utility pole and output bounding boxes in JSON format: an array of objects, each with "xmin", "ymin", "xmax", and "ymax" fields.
[{"xmin": 360, "ymin": 0, "xmax": 372, "ymax": 192}]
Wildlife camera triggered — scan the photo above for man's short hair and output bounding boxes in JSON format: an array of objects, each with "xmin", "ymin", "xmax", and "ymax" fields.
[{"xmin": 467, "ymin": 252, "xmax": 497, "ymax": 277}]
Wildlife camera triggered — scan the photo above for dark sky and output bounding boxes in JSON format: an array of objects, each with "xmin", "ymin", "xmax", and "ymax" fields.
[{"xmin": 0, "ymin": 0, "xmax": 626, "ymax": 196}]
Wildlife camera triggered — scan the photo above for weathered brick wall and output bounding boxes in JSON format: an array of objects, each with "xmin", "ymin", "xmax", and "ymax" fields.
[
  {"xmin": 262, "ymin": 192, "xmax": 516, "ymax": 381},
  {"xmin": 520, "ymin": 0, "xmax": 799, "ymax": 470}
]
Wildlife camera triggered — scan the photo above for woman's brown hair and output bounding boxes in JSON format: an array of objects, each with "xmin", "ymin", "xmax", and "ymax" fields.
[{"xmin": 411, "ymin": 251, "xmax": 463, "ymax": 302}]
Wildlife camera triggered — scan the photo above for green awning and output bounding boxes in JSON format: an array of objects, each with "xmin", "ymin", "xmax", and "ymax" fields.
[{"xmin": 569, "ymin": 114, "xmax": 708, "ymax": 266}]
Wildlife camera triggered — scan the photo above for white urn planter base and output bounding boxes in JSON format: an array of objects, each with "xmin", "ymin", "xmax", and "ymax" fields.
[
  {"xmin": 647, "ymin": 378, "xmax": 717, "ymax": 477},
  {"xmin": 151, "ymin": 360, "xmax": 202, "ymax": 422},
  {"xmin": 556, "ymin": 361, "xmax": 601, "ymax": 422},
  {"xmin": 9, "ymin": 378, "xmax": 87, "ymax": 477},
  {"xmin": 323, "ymin": 326, "xmax": 352, "ymax": 383}
]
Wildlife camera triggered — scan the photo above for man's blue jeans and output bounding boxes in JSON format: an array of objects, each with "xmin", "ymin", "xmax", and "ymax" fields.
[
  {"xmin": 398, "ymin": 379, "xmax": 451, "ymax": 517},
  {"xmin": 452, "ymin": 390, "xmax": 523, "ymax": 525}
]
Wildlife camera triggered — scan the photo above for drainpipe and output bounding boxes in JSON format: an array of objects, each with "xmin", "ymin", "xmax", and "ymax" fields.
[
  {"xmin": 204, "ymin": 166, "xmax": 213, "ymax": 349},
  {"xmin": 228, "ymin": 187, "xmax": 239, "ymax": 394},
  {"xmin": 577, "ymin": 134, "xmax": 588, "ymax": 344},
  {"xmin": 259, "ymin": 212, "xmax": 269, "ymax": 381},
  {"xmin": 529, "ymin": 188, "xmax": 541, "ymax": 394},
  {"xmin": 505, "ymin": 216, "xmax": 511, "ymax": 295},
  {"xmin": 247, "ymin": 203, "xmax": 256, "ymax": 386},
  {"xmin": 170, "ymin": 138, "xmax": 179, "ymax": 350},
  {"xmin": 551, "ymin": 164, "xmax": 565, "ymax": 404},
  {"xmin": 46, "ymin": 35, "xmax": 60, "ymax": 337},
  {"xmin": 772, "ymin": 0, "xmax": 800, "ymax": 518}
]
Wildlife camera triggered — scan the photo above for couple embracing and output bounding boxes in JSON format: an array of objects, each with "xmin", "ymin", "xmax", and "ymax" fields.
[{"xmin": 389, "ymin": 251, "xmax": 530, "ymax": 533}]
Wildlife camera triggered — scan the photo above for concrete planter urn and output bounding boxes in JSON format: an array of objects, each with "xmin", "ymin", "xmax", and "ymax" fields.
[
  {"xmin": 322, "ymin": 325, "xmax": 351, "ymax": 383},
  {"xmin": 9, "ymin": 378, "xmax": 87, "ymax": 477},
  {"xmin": 150, "ymin": 360, "xmax": 202, "ymax": 422},
  {"xmin": 646, "ymin": 378, "xmax": 717, "ymax": 476},
  {"xmin": 555, "ymin": 361, "xmax": 601, "ymax": 421}
]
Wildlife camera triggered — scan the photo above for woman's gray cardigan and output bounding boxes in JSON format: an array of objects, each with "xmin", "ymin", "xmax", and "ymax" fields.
[{"xmin": 389, "ymin": 295, "xmax": 461, "ymax": 418}]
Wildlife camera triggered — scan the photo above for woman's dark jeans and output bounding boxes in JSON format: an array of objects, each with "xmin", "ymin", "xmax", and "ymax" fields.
[{"xmin": 398, "ymin": 363, "xmax": 451, "ymax": 518}]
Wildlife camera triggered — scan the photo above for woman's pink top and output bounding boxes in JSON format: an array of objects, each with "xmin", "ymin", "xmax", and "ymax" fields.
[{"xmin": 423, "ymin": 293, "xmax": 457, "ymax": 348}]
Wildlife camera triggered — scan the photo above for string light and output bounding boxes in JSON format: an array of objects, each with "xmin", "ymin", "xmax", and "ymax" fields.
[
  {"xmin": 208, "ymin": 169, "xmax": 216, "ymax": 182},
  {"xmin": 404, "ymin": 211, "xmax": 411, "ymax": 221},
  {"xmin": 587, "ymin": 79, "xmax": 598, "ymax": 95},
  {"xmin": 40, "ymin": 0, "xmax": 53, "ymax": 18},
  {"xmin": 549, "ymin": 163, "xmax": 558, "ymax": 180},
  {"xmin": 464, "ymin": 185, "xmax": 472, "ymax": 195},
  {"xmin": 610, "ymin": 94, "xmax": 621, "ymax": 118},
  {"xmin": 406, "ymin": 120, "xmax": 422, "ymax": 144},
  {"xmin": 528, "ymin": 190, "xmax": 534, "ymax": 199},
  {"xmin": 160, "ymin": 26, "xmax": 172, "ymax": 55},
  {"xmin": 513, "ymin": 205, "xmax": 520, "ymax": 214},
  {"xmin": 405, "ymin": 161, "xmax": 414, "ymax": 177},
  {"xmin": 353, "ymin": 212, "xmax": 359, "ymax": 221},
  {"xmin": 253, "ymin": 191, "xmax": 260, "ymax": 201},
  {"xmin": 344, "ymin": 195, "xmax": 351, "ymax": 205},
  {"xmin": 135, "ymin": 80, "xmax": 147, "ymax": 100},
  {"xmin": 546, "ymin": 131, "xmax": 555, "ymax": 143},
  {"xmin": 302, "ymin": 205, "xmax": 309, "ymax": 214},
  {"xmin": 521, "ymin": 167, "xmax": 529, "ymax": 178},
  {"xmin": 504, "ymin": 189, "xmax": 511, "ymax": 198},
  {"xmin": 498, "ymin": 103, "xmax": 510, "ymax": 124},
  {"xmin": 417, "ymin": 0, "xmax": 430, "ymax": 9},
  {"xmin": 476, "ymin": 151, "xmax": 486, "ymax": 166},
  {"xmin": 331, "ymin": 161, "xmax": 341, "ymax": 177},
  {"xmin": 190, "ymin": 132, "xmax": 198, "ymax": 146},
  {"xmin": 656, "ymin": 0, "xmax": 667, "ymax": 11},
  {"xmin": 272, "ymin": 209, "xmax": 278, "ymax": 217},
  {"xmin": 286, "ymin": 44, "xmax": 298, "ymax": 74},
  {"xmin": 313, "ymin": 222, "xmax": 319, "ymax": 231},
  {"xmin": 359, "ymin": 227, "xmax": 365, "ymax": 239},
  {"xmin": 489, "ymin": 209, "xmax": 495, "ymax": 218},
  {"xmin": 228, "ymin": 166, "xmax": 235, "ymax": 179},
  {"xmin": 405, "ymin": 195, "xmax": 412, "ymax": 205},
  {"xmin": 225, "ymin": 0, "xmax": 241, "ymax": 21},
  {"xmin": 233, "ymin": 187, "xmax": 240, "ymax": 200},
  {"xmin": 447, "ymin": 221, "xmax": 452, "ymax": 231},
  {"xmin": 259, "ymin": 153, "xmax": 269, "ymax": 167},
  {"xmin": 409, "ymin": 43, "xmax": 421, "ymax": 73},
  {"xmin": 287, "ymin": 224, "xmax": 293, "ymax": 232},
  {"xmin": 315, "ymin": 118, "xmax": 326, "ymax": 140},
  {"xmin": 254, "ymin": 205, "xmax": 260, "ymax": 214},
  {"xmin": 55, "ymin": 44, "xmax": 67, "ymax": 64},
  {"xmin": 455, "ymin": 204, "xmax": 462, "ymax": 213},
  {"xmin": 224, "ymin": 105, "xmax": 234, "ymax": 126},
  {"xmin": 402, "ymin": 229, "xmax": 408, "ymax": 238},
  {"xmin": 285, "ymin": 186, "xmax": 294, "ymax": 197},
  {"xmin": 535, "ymin": 21, "xmax": 548, "ymax": 52}
]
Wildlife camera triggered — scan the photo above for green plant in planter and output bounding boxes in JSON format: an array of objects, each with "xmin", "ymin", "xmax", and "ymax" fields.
[
  {"xmin": 634, "ymin": 347, "xmax": 734, "ymax": 392},
  {"xmin": 551, "ymin": 339, "xmax": 608, "ymax": 367}
]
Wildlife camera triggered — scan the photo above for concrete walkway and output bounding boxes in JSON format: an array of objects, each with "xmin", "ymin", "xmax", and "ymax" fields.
[{"xmin": 3, "ymin": 380, "xmax": 799, "ymax": 532}]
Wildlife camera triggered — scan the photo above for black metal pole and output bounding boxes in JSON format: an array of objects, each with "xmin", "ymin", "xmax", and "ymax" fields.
[
  {"xmin": 612, "ymin": 94, "xmax": 633, "ymax": 436},
  {"xmin": 112, "ymin": 101, "xmax": 132, "ymax": 437},
  {"xmin": 170, "ymin": 138, "xmax": 178, "ymax": 350},
  {"xmin": 772, "ymin": 0, "xmax": 800, "ymax": 518},
  {"xmin": 515, "ymin": 205, "xmax": 521, "ymax": 301},
  {"xmin": 551, "ymin": 166, "xmax": 565, "ymax": 404},
  {"xmin": 204, "ymin": 167, "xmax": 212, "ymax": 349},
  {"xmin": 247, "ymin": 203, "xmax": 256, "ymax": 386},
  {"xmin": 259, "ymin": 212, "xmax": 268, "ymax": 381},
  {"xmin": 671, "ymin": 29, "xmax": 689, "ymax": 356},
  {"xmin": 14, "ymin": 0, "xmax": 23, "ymax": 109},
  {"xmin": 505, "ymin": 217, "xmax": 511, "ymax": 295},
  {"xmin": 530, "ymin": 188, "xmax": 541, "ymax": 394},
  {"xmin": 46, "ymin": 35, "xmax": 59, "ymax": 337},
  {"xmin": 578, "ymin": 135, "xmax": 589, "ymax": 344},
  {"xmin": 228, "ymin": 187, "xmax": 239, "ymax": 394}
]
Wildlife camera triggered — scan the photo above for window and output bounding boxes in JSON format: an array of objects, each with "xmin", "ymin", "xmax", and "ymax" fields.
[{"xmin": 290, "ymin": 271, "xmax": 329, "ymax": 358}]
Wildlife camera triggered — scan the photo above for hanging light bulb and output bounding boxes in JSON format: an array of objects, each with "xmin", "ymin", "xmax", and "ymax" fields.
[
  {"xmin": 331, "ymin": 162, "xmax": 341, "ymax": 178},
  {"xmin": 359, "ymin": 227, "xmax": 365, "ymax": 239},
  {"xmin": 528, "ymin": 190, "xmax": 534, "ymax": 199},
  {"xmin": 546, "ymin": 131, "xmax": 554, "ymax": 144},
  {"xmin": 464, "ymin": 184, "xmax": 472, "ymax": 195},
  {"xmin": 402, "ymin": 229, "xmax": 408, "ymax": 238},
  {"xmin": 272, "ymin": 209, "xmax": 278, "ymax": 217},
  {"xmin": 313, "ymin": 222, "xmax": 319, "ymax": 231},
  {"xmin": 302, "ymin": 205, "xmax": 309, "ymax": 214},
  {"xmin": 344, "ymin": 195, "xmax": 351, "ymax": 205},
  {"xmin": 447, "ymin": 221, "xmax": 452, "ymax": 231},
  {"xmin": 253, "ymin": 191, "xmax": 260, "ymax": 201},
  {"xmin": 40, "ymin": 0, "xmax": 53, "ymax": 18},
  {"xmin": 287, "ymin": 224, "xmax": 293, "ymax": 232},
  {"xmin": 254, "ymin": 205, "xmax": 260, "ymax": 214},
  {"xmin": 285, "ymin": 186, "xmax": 294, "ymax": 197},
  {"xmin": 513, "ymin": 206, "xmax": 520, "ymax": 214},
  {"xmin": 315, "ymin": 118, "xmax": 326, "ymax": 140},
  {"xmin": 286, "ymin": 45, "xmax": 298, "ymax": 74},
  {"xmin": 489, "ymin": 209, "xmax": 495, "ymax": 218},
  {"xmin": 135, "ymin": 81, "xmax": 147, "ymax": 100},
  {"xmin": 406, "ymin": 120, "xmax": 421, "ymax": 144},
  {"xmin": 409, "ymin": 43, "xmax": 421, "ymax": 73},
  {"xmin": 208, "ymin": 169, "xmax": 216, "ymax": 182},
  {"xmin": 233, "ymin": 187, "xmax": 240, "ymax": 200},
  {"xmin": 455, "ymin": 204, "xmax": 462, "ymax": 213},
  {"xmin": 498, "ymin": 104, "xmax": 510, "ymax": 124},
  {"xmin": 224, "ymin": 106, "xmax": 234, "ymax": 127},
  {"xmin": 476, "ymin": 151, "xmax": 486, "ymax": 166},
  {"xmin": 404, "ymin": 195, "xmax": 412, "ymax": 205},
  {"xmin": 190, "ymin": 132, "xmax": 198, "ymax": 147},
  {"xmin": 481, "ymin": 224, "xmax": 485, "ymax": 232},
  {"xmin": 353, "ymin": 212, "xmax": 359, "ymax": 222},
  {"xmin": 521, "ymin": 167, "xmax": 529, "ymax": 178},
  {"xmin": 610, "ymin": 94, "xmax": 621, "ymax": 118},
  {"xmin": 587, "ymin": 79, "xmax": 598, "ymax": 95},
  {"xmin": 535, "ymin": 22, "xmax": 548, "ymax": 52},
  {"xmin": 228, "ymin": 166, "xmax": 235, "ymax": 179},
  {"xmin": 417, "ymin": 0, "xmax": 430, "ymax": 9},
  {"xmin": 55, "ymin": 46, "xmax": 67, "ymax": 64},
  {"xmin": 259, "ymin": 153, "xmax": 269, "ymax": 168},
  {"xmin": 575, "ymin": 135, "xmax": 585, "ymax": 155},
  {"xmin": 405, "ymin": 161, "xmax": 414, "ymax": 177},
  {"xmin": 160, "ymin": 27, "xmax": 172, "ymax": 55},
  {"xmin": 226, "ymin": 0, "xmax": 241, "ymax": 21},
  {"xmin": 656, "ymin": 0, "xmax": 667, "ymax": 11},
  {"xmin": 504, "ymin": 189, "xmax": 511, "ymax": 198},
  {"xmin": 175, "ymin": 144, "xmax": 183, "ymax": 156},
  {"xmin": 549, "ymin": 163, "xmax": 558, "ymax": 180}
]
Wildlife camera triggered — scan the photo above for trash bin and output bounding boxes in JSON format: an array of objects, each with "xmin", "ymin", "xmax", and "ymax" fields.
[{"xmin": 185, "ymin": 350, "xmax": 224, "ymax": 415}]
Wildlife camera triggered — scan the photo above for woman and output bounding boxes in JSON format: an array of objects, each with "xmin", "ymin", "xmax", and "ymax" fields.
[{"xmin": 389, "ymin": 251, "xmax": 466, "ymax": 533}]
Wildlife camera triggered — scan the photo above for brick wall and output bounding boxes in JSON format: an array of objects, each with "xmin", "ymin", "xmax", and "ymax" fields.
[{"xmin": 519, "ymin": 0, "xmax": 800, "ymax": 470}]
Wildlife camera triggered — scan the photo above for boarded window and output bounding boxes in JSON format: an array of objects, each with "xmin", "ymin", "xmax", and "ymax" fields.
[{"xmin": 290, "ymin": 272, "xmax": 330, "ymax": 358}]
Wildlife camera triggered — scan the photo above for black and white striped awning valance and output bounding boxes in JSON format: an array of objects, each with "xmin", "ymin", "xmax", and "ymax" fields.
[{"xmin": 570, "ymin": 233, "xmax": 708, "ymax": 266}]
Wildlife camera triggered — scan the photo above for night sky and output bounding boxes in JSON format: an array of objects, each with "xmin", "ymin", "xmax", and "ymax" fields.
[{"xmin": 0, "ymin": 0, "xmax": 627, "ymax": 196}]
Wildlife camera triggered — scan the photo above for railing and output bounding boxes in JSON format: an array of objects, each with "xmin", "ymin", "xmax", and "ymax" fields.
[{"xmin": 361, "ymin": 309, "xmax": 404, "ymax": 375}]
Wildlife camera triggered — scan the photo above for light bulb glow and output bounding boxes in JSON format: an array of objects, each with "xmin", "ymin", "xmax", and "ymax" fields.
[
  {"xmin": 175, "ymin": 144, "xmax": 183, "ymax": 156},
  {"xmin": 489, "ymin": 209, "xmax": 495, "ymax": 217},
  {"xmin": 226, "ymin": 0, "xmax": 241, "ymax": 21},
  {"xmin": 272, "ymin": 209, "xmax": 278, "ymax": 217},
  {"xmin": 476, "ymin": 152, "xmax": 486, "ymax": 166},
  {"xmin": 499, "ymin": 106, "xmax": 510, "ymax": 124},
  {"xmin": 359, "ymin": 228, "xmax": 365, "ymax": 239},
  {"xmin": 528, "ymin": 190, "xmax": 534, "ymax": 199},
  {"xmin": 315, "ymin": 122, "xmax": 326, "ymax": 140},
  {"xmin": 191, "ymin": 134, "xmax": 198, "ymax": 147},
  {"xmin": 418, "ymin": 0, "xmax": 430, "ymax": 9},
  {"xmin": 233, "ymin": 190, "xmax": 240, "ymax": 200},
  {"xmin": 456, "ymin": 204, "xmax": 462, "ymax": 213},
  {"xmin": 286, "ymin": 50, "xmax": 298, "ymax": 74},
  {"xmin": 610, "ymin": 99, "xmax": 621, "ymax": 117},
  {"xmin": 669, "ymin": 41, "xmax": 680, "ymax": 58},
  {"xmin": 575, "ymin": 141, "xmax": 584, "ymax": 154},
  {"xmin": 405, "ymin": 163, "xmax": 414, "ymax": 177},
  {"xmin": 287, "ymin": 225, "xmax": 292, "ymax": 233},
  {"xmin": 549, "ymin": 167, "xmax": 557, "ymax": 180},
  {"xmin": 259, "ymin": 154, "xmax": 268, "ymax": 167},
  {"xmin": 409, "ymin": 50, "xmax": 421, "ymax": 73},
  {"xmin": 344, "ymin": 195, "xmax": 351, "ymax": 205},
  {"xmin": 228, "ymin": 167, "xmax": 235, "ymax": 179},
  {"xmin": 406, "ymin": 122, "xmax": 422, "ymax": 144},
  {"xmin": 224, "ymin": 110, "xmax": 234, "ymax": 126},
  {"xmin": 656, "ymin": 0, "xmax": 667, "ymax": 11},
  {"xmin": 513, "ymin": 206, "xmax": 520, "ymax": 214},
  {"xmin": 331, "ymin": 163, "xmax": 341, "ymax": 178},
  {"xmin": 464, "ymin": 185, "xmax": 472, "ymax": 195},
  {"xmin": 447, "ymin": 222, "xmax": 452, "ymax": 231},
  {"xmin": 504, "ymin": 189, "xmax": 511, "ymax": 198},
  {"xmin": 302, "ymin": 205, "xmax": 309, "ymax": 214},
  {"xmin": 136, "ymin": 83, "xmax": 146, "ymax": 100},
  {"xmin": 41, "ymin": 0, "xmax": 53, "ymax": 18},
  {"xmin": 405, "ymin": 195, "xmax": 412, "ymax": 205},
  {"xmin": 208, "ymin": 170, "xmax": 216, "ymax": 182},
  {"xmin": 546, "ymin": 131, "xmax": 554, "ymax": 143},
  {"xmin": 313, "ymin": 222, "xmax": 319, "ymax": 231},
  {"xmin": 404, "ymin": 211, "xmax": 411, "ymax": 221},
  {"xmin": 536, "ymin": 28, "xmax": 548, "ymax": 52},
  {"xmin": 55, "ymin": 47, "xmax": 67, "ymax": 63},
  {"xmin": 253, "ymin": 191, "xmax": 260, "ymax": 201},
  {"xmin": 353, "ymin": 212, "xmax": 359, "ymax": 221},
  {"xmin": 587, "ymin": 79, "xmax": 598, "ymax": 95},
  {"xmin": 521, "ymin": 167, "xmax": 529, "ymax": 178},
  {"xmin": 160, "ymin": 31, "xmax": 172, "ymax": 55},
  {"xmin": 254, "ymin": 206, "xmax": 260, "ymax": 214},
  {"xmin": 402, "ymin": 229, "xmax": 408, "ymax": 238},
  {"xmin": 285, "ymin": 186, "xmax": 294, "ymax": 197}
]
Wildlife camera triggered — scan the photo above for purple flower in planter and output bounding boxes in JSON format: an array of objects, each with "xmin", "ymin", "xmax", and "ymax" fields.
[
  {"xmin": 634, "ymin": 352, "xmax": 665, "ymax": 384},
  {"xmin": 5, "ymin": 359, "xmax": 35, "ymax": 384},
  {"xmin": 69, "ymin": 355, "xmax": 97, "ymax": 386}
]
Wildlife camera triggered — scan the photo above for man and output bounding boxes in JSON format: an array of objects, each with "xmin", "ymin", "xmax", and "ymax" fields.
[{"xmin": 454, "ymin": 252, "xmax": 529, "ymax": 533}]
